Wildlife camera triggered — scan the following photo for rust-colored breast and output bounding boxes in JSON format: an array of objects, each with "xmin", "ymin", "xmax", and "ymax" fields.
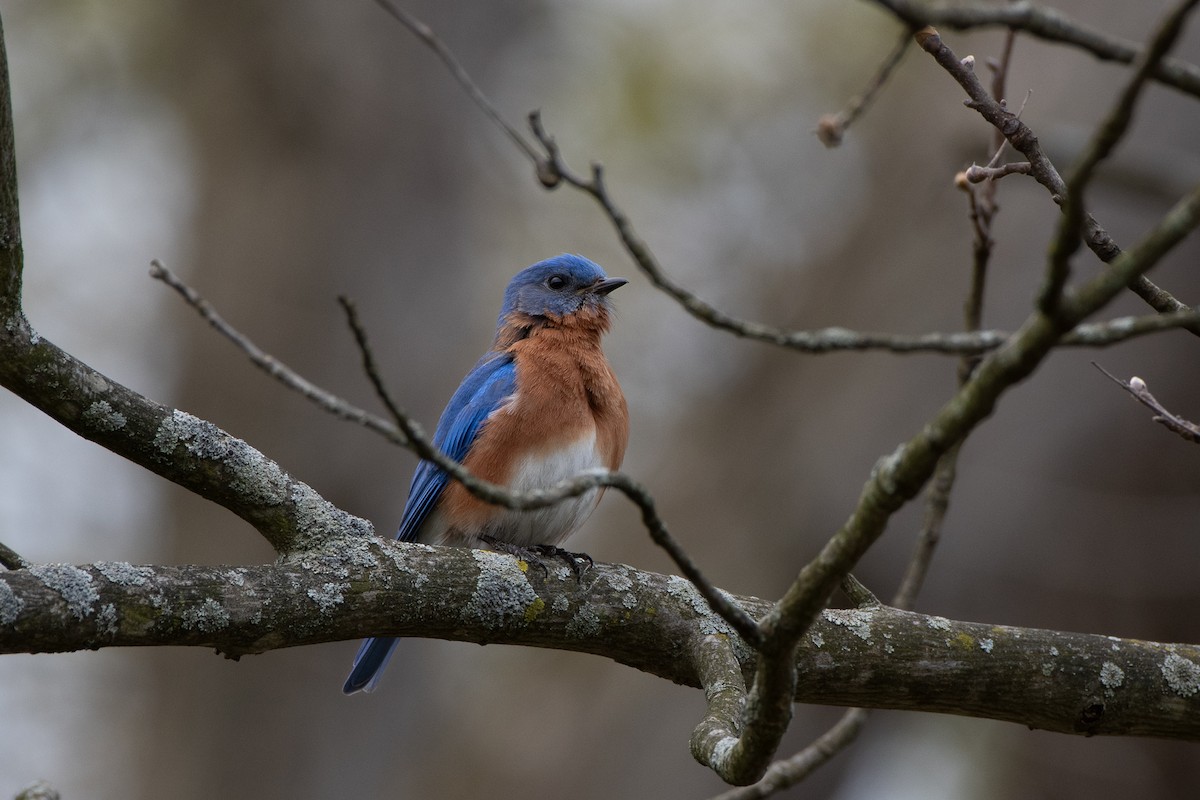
[{"xmin": 435, "ymin": 306, "xmax": 628, "ymax": 546}]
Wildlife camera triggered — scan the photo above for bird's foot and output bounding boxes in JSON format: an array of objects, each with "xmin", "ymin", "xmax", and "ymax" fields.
[
  {"xmin": 481, "ymin": 536, "xmax": 593, "ymax": 581},
  {"xmin": 531, "ymin": 544, "xmax": 594, "ymax": 581}
]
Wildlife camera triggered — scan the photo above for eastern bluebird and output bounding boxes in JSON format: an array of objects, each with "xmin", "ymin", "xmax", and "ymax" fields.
[{"xmin": 343, "ymin": 254, "xmax": 629, "ymax": 694}]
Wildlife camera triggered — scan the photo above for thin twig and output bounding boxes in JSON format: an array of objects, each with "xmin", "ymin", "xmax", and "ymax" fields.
[
  {"xmin": 816, "ymin": 28, "xmax": 911, "ymax": 147},
  {"xmin": 892, "ymin": 443, "xmax": 959, "ymax": 609},
  {"xmin": 337, "ymin": 296, "xmax": 417, "ymax": 432},
  {"xmin": 1094, "ymin": 363, "xmax": 1200, "ymax": 444},
  {"xmin": 961, "ymin": 161, "xmax": 1031, "ymax": 183},
  {"xmin": 986, "ymin": 25, "xmax": 1018, "ymax": 161},
  {"xmin": 150, "ymin": 261, "xmax": 405, "ymax": 441},
  {"xmin": 370, "ymin": 0, "xmax": 544, "ymax": 171}
]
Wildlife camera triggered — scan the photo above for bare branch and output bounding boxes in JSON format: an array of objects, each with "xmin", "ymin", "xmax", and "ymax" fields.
[
  {"xmin": 1095, "ymin": 364, "xmax": 1200, "ymax": 444},
  {"xmin": 1041, "ymin": 0, "xmax": 1200, "ymax": 315},
  {"xmin": 869, "ymin": 0, "xmax": 1200, "ymax": 99},
  {"xmin": 531, "ymin": 110, "xmax": 1200, "ymax": 354},
  {"xmin": 374, "ymin": 5, "xmax": 1199, "ymax": 355},
  {"xmin": 149, "ymin": 261, "xmax": 387, "ymax": 435},
  {"xmin": 986, "ymin": 26, "xmax": 1018, "ymax": 161},
  {"xmin": 912, "ymin": 25, "xmax": 1200, "ymax": 332}
]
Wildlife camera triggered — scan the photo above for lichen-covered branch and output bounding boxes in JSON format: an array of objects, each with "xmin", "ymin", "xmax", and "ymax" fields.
[
  {"xmin": 690, "ymin": 634, "xmax": 752, "ymax": 783},
  {"xmin": 3, "ymin": 552, "xmax": 1199, "ymax": 740},
  {"xmin": 0, "ymin": 318, "xmax": 371, "ymax": 554}
]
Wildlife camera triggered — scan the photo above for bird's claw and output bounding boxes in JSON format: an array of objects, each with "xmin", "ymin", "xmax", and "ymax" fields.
[{"xmin": 481, "ymin": 536, "xmax": 593, "ymax": 581}]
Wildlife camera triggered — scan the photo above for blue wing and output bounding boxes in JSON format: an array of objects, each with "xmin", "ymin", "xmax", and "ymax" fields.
[
  {"xmin": 343, "ymin": 352, "xmax": 517, "ymax": 695},
  {"xmin": 395, "ymin": 351, "xmax": 517, "ymax": 543}
]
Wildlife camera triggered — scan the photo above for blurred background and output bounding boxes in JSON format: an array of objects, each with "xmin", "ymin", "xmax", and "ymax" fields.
[{"xmin": 1, "ymin": 0, "xmax": 1199, "ymax": 797}]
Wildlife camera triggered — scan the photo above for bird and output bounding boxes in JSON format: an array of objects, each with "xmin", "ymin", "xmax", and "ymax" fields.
[{"xmin": 343, "ymin": 254, "xmax": 629, "ymax": 694}]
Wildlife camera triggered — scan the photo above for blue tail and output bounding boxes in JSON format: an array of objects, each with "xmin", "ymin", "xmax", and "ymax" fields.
[{"xmin": 342, "ymin": 636, "xmax": 401, "ymax": 695}]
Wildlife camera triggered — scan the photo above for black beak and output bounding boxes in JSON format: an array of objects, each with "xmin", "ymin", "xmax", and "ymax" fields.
[{"xmin": 593, "ymin": 277, "xmax": 628, "ymax": 296}]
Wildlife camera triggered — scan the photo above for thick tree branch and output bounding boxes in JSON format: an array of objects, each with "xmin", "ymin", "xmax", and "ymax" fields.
[{"xmin": 2, "ymin": 552, "xmax": 1199, "ymax": 741}]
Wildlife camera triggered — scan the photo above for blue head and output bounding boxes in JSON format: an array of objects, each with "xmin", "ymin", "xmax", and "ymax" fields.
[{"xmin": 498, "ymin": 254, "xmax": 627, "ymax": 327}]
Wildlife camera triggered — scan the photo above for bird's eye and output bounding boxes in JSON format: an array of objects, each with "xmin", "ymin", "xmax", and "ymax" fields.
[{"xmin": 546, "ymin": 274, "xmax": 567, "ymax": 290}]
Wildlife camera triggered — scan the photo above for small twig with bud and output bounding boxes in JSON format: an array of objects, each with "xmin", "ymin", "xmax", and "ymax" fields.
[
  {"xmin": 815, "ymin": 28, "xmax": 911, "ymax": 147},
  {"xmin": 1094, "ymin": 363, "xmax": 1200, "ymax": 443},
  {"xmin": 958, "ymin": 161, "xmax": 1033, "ymax": 185}
]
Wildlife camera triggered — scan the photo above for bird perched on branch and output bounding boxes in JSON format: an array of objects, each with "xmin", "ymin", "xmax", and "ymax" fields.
[{"xmin": 343, "ymin": 254, "xmax": 629, "ymax": 694}]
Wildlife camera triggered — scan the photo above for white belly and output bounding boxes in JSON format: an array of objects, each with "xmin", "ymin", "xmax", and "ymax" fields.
[{"xmin": 486, "ymin": 430, "xmax": 603, "ymax": 547}]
